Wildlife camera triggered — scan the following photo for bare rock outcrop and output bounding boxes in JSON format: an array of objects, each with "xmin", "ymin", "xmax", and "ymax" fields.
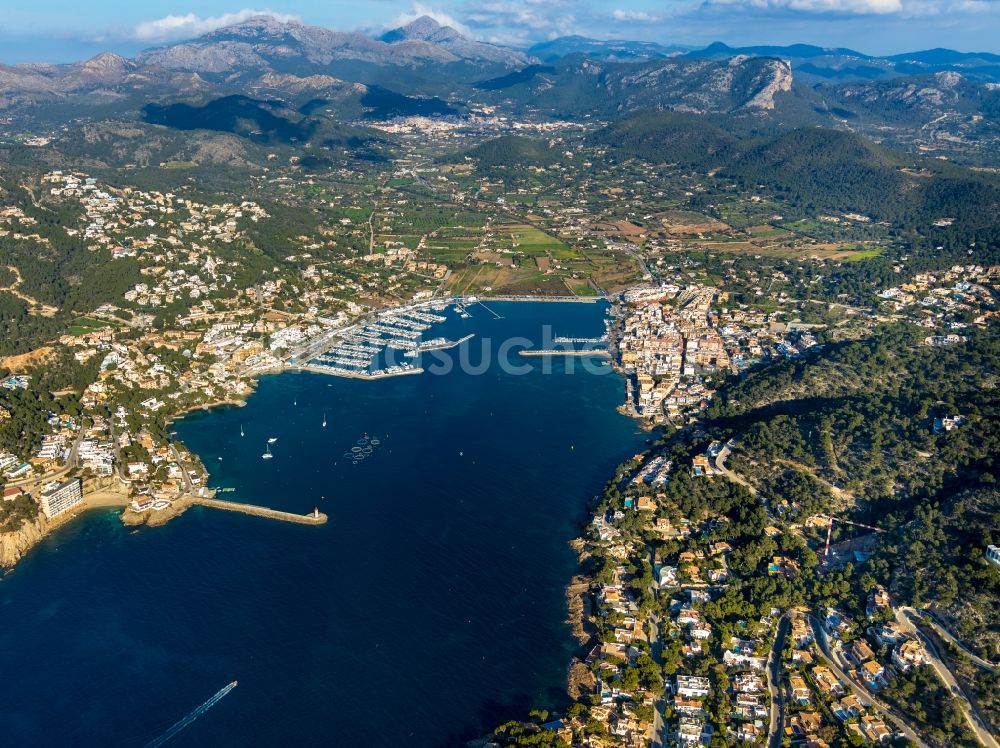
[
  {"xmin": 567, "ymin": 659, "xmax": 597, "ymax": 700},
  {"xmin": 0, "ymin": 513, "xmax": 47, "ymax": 568}
]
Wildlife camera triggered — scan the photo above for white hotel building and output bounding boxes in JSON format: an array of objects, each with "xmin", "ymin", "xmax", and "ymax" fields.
[{"xmin": 40, "ymin": 479, "xmax": 84, "ymax": 519}]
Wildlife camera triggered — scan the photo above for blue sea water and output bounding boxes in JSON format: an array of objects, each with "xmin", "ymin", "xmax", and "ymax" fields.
[{"xmin": 0, "ymin": 302, "xmax": 644, "ymax": 747}]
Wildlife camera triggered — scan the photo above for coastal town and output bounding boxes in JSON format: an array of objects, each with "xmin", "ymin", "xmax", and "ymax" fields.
[
  {"xmin": 4, "ymin": 226, "xmax": 998, "ymax": 748},
  {"xmin": 3, "ymin": 5, "xmax": 1000, "ymax": 747},
  {"xmin": 1, "ymin": 129, "xmax": 999, "ymax": 748}
]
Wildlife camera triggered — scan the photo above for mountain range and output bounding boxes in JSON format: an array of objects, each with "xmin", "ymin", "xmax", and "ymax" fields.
[
  {"xmin": 0, "ymin": 15, "xmax": 998, "ymax": 163},
  {"xmin": 686, "ymin": 41, "xmax": 1000, "ymax": 83},
  {"xmin": 137, "ymin": 14, "xmax": 532, "ymax": 74},
  {"xmin": 526, "ymin": 36, "xmax": 1000, "ymax": 82}
]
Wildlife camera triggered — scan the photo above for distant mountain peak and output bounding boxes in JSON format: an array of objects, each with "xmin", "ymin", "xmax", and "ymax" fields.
[
  {"xmin": 87, "ymin": 51, "xmax": 128, "ymax": 64},
  {"xmin": 400, "ymin": 16, "xmax": 445, "ymax": 36},
  {"xmin": 82, "ymin": 52, "xmax": 130, "ymax": 68},
  {"xmin": 78, "ymin": 52, "xmax": 135, "ymax": 78},
  {"xmin": 378, "ymin": 15, "xmax": 531, "ymax": 66},
  {"xmin": 703, "ymin": 41, "xmax": 735, "ymax": 53},
  {"xmin": 204, "ymin": 14, "xmax": 303, "ymax": 38},
  {"xmin": 381, "ymin": 16, "xmax": 461, "ymax": 44}
]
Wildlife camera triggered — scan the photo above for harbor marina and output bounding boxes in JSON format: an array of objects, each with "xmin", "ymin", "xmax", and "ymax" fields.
[{"xmin": 294, "ymin": 299, "xmax": 477, "ymax": 380}]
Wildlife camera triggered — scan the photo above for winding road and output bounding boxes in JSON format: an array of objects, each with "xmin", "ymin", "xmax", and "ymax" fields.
[
  {"xmin": 896, "ymin": 608, "xmax": 999, "ymax": 748},
  {"xmin": 0, "ymin": 265, "xmax": 58, "ymax": 316},
  {"xmin": 921, "ymin": 611, "xmax": 997, "ymax": 673},
  {"xmin": 809, "ymin": 615, "xmax": 930, "ymax": 748},
  {"xmin": 714, "ymin": 442, "xmax": 759, "ymax": 498}
]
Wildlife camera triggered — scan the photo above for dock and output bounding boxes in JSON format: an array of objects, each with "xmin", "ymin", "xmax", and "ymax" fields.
[
  {"xmin": 192, "ymin": 497, "xmax": 328, "ymax": 525},
  {"xmin": 518, "ymin": 349, "xmax": 610, "ymax": 358},
  {"xmin": 553, "ymin": 336, "xmax": 607, "ymax": 344},
  {"xmin": 295, "ymin": 364, "xmax": 424, "ymax": 380},
  {"xmin": 413, "ymin": 333, "xmax": 474, "ymax": 353},
  {"xmin": 465, "ymin": 294, "xmax": 605, "ymax": 303}
]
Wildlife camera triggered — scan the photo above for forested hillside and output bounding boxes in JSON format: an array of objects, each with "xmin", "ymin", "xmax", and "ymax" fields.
[
  {"xmin": 585, "ymin": 111, "xmax": 739, "ymax": 168},
  {"xmin": 460, "ymin": 134, "xmax": 562, "ymax": 173},
  {"xmin": 699, "ymin": 322, "xmax": 1000, "ymax": 650},
  {"xmin": 708, "ymin": 324, "xmax": 999, "ymax": 506}
]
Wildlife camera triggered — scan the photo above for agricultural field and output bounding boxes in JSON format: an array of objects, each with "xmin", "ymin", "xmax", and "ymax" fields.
[
  {"xmin": 502, "ymin": 192, "xmax": 539, "ymax": 206},
  {"xmin": 422, "ymin": 248, "xmax": 476, "ymax": 265},
  {"xmin": 660, "ymin": 213, "xmax": 732, "ymax": 237},
  {"xmin": 497, "ymin": 224, "xmax": 576, "ymax": 259},
  {"xmin": 745, "ymin": 224, "xmax": 792, "ymax": 239},
  {"xmin": 815, "ymin": 244, "xmax": 884, "ymax": 262},
  {"xmin": 676, "ymin": 240, "xmax": 884, "ymax": 261},
  {"xmin": 563, "ymin": 277, "xmax": 600, "ymax": 296},
  {"xmin": 430, "ymin": 226, "xmax": 484, "ymax": 250}
]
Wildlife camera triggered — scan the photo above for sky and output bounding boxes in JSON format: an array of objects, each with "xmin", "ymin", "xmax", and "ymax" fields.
[{"xmin": 1, "ymin": 0, "xmax": 998, "ymax": 64}]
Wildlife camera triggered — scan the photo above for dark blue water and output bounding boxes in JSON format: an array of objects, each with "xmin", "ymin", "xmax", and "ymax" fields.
[{"xmin": 0, "ymin": 302, "xmax": 644, "ymax": 748}]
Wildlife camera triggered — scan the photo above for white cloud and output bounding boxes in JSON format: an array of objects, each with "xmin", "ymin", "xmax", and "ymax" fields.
[
  {"xmin": 611, "ymin": 9, "xmax": 667, "ymax": 22},
  {"xmin": 131, "ymin": 9, "xmax": 300, "ymax": 43},
  {"xmin": 390, "ymin": 3, "xmax": 472, "ymax": 35},
  {"xmin": 710, "ymin": 0, "xmax": 903, "ymax": 11}
]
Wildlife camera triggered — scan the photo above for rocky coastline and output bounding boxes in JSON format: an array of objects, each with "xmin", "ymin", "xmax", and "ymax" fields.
[
  {"xmin": 0, "ymin": 513, "xmax": 47, "ymax": 568},
  {"xmin": 120, "ymin": 496, "xmax": 193, "ymax": 527},
  {"xmin": 564, "ymin": 537, "xmax": 600, "ymax": 699}
]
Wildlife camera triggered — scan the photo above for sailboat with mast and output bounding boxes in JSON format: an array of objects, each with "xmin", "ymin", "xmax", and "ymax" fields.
[
  {"xmin": 322, "ymin": 412, "xmax": 327, "ymax": 428},
  {"xmin": 240, "ymin": 424, "xmax": 244, "ymax": 437},
  {"xmin": 261, "ymin": 442, "xmax": 273, "ymax": 460}
]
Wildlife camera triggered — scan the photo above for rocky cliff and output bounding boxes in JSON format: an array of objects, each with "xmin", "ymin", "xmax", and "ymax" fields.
[{"xmin": 0, "ymin": 513, "xmax": 47, "ymax": 568}]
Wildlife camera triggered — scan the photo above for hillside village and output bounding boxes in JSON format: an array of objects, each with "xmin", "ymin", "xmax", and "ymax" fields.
[
  {"xmin": 489, "ymin": 412, "xmax": 995, "ymax": 748},
  {"xmin": 487, "ymin": 264, "xmax": 999, "ymax": 747}
]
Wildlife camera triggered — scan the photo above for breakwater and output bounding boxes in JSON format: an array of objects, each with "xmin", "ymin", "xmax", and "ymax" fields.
[
  {"xmin": 518, "ymin": 349, "xmax": 610, "ymax": 357},
  {"xmin": 295, "ymin": 364, "xmax": 425, "ymax": 380},
  {"xmin": 191, "ymin": 497, "xmax": 328, "ymax": 524},
  {"xmin": 469, "ymin": 295, "xmax": 605, "ymax": 303}
]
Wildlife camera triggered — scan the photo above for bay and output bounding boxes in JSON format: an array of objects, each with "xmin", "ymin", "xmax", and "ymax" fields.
[{"xmin": 0, "ymin": 302, "xmax": 645, "ymax": 747}]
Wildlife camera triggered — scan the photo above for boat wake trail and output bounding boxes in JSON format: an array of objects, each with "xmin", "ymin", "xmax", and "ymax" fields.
[{"xmin": 144, "ymin": 681, "xmax": 238, "ymax": 748}]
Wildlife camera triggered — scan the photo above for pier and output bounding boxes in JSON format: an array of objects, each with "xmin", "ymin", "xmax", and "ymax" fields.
[
  {"xmin": 553, "ymin": 336, "xmax": 607, "ymax": 344},
  {"xmin": 398, "ymin": 310, "xmax": 446, "ymax": 324},
  {"xmin": 463, "ymin": 294, "xmax": 605, "ymax": 303},
  {"xmin": 296, "ymin": 364, "xmax": 425, "ymax": 380},
  {"xmin": 191, "ymin": 497, "xmax": 328, "ymax": 525},
  {"xmin": 475, "ymin": 300, "xmax": 503, "ymax": 319},
  {"xmin": 518, "ymin": 349, "xmax": 611, "ymax": 358},
  {"xmin": 413, "ymin": 333, "xmax": 474, "ymax": 353}
]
